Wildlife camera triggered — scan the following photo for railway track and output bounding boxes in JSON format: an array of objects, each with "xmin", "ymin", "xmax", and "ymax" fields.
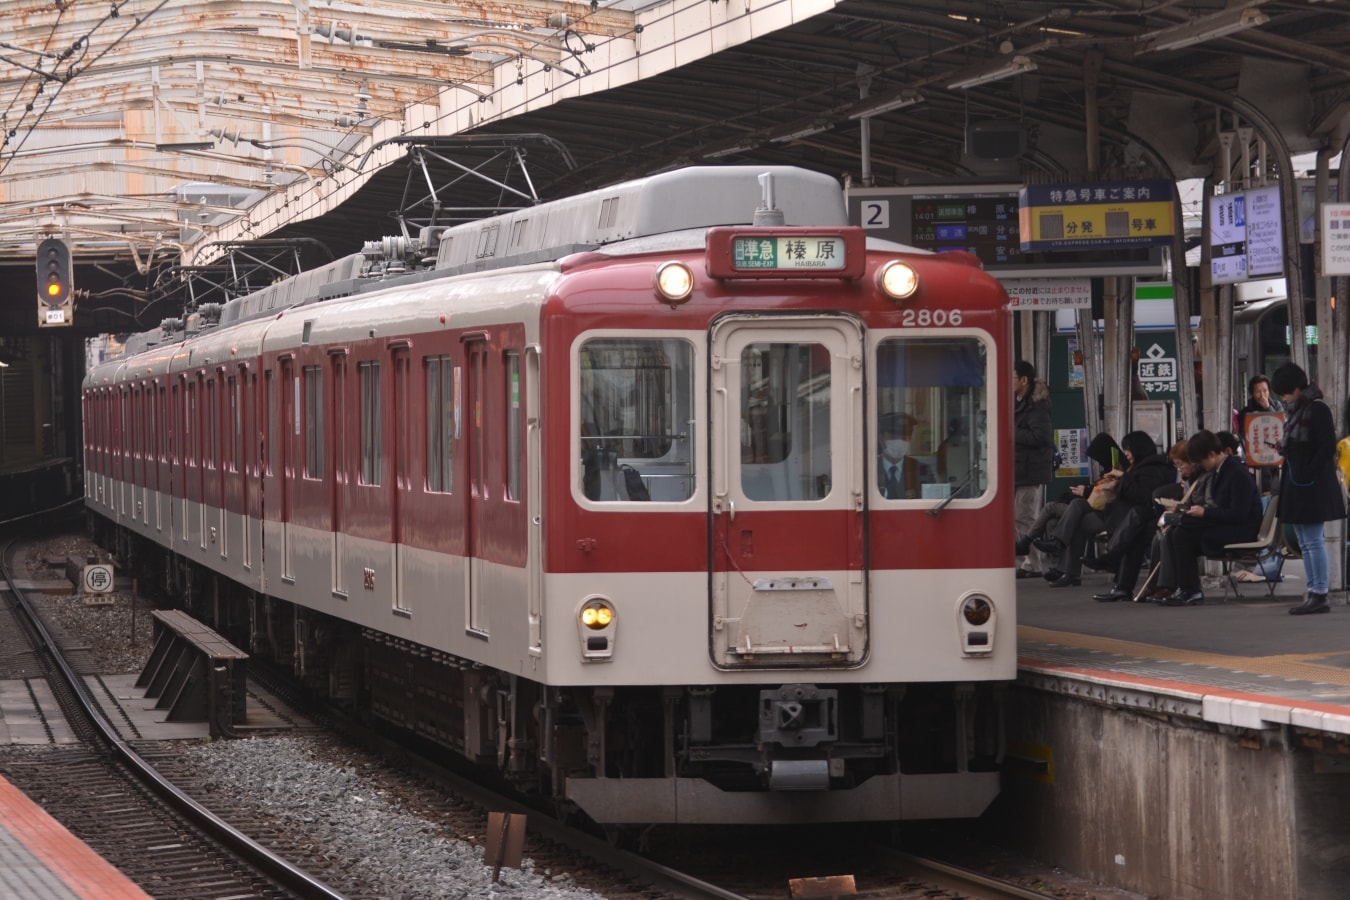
[
  {"xmin": 6, "ymin": 520, "xmax": 1073, "ymax": 900},
  {"xmin": 0, "ymin": 534, "xmax": 345, "ymax": 899}
]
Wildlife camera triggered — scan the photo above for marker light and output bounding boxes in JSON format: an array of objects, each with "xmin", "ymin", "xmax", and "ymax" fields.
[
  {"xmin": 961, "ymin": 595, "xmax": 992, "ymax": 626},
  {"xmin": 877, "ymin": 260, "xmax": 919, "ymax": 301},
  {"xmin": 654, "ymin": 261, "xmax": 694, "ymax": 304},
  {"xmin": 580, "ymin": 600, "xmax": 615, "ymax": 629}
]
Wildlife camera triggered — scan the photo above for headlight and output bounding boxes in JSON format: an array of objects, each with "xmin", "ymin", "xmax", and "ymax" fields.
[
  {"xmin": 577, "ymin": 596, "xmax": 617, "ymax": 661},
  {"xmin": 577, "ymin": 601, "xmax": 615, "ymax": 631},
  {"xmin": 877, "ymin": 260, "xmax": 919, "ymax": 300},
  {"xmin": 654, "ymin": 261, "xmax": 694, "ymax": 304}
]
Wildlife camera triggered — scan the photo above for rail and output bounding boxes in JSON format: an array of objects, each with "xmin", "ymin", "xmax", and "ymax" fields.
[{"xmin": 0, "ymin": 540, "xmax": 347, "ymax": 900}]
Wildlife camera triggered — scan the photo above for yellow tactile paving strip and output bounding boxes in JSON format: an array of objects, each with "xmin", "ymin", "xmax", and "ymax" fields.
[{"xmin": 1019, "ymin": 625, "xmax": 1350, "ymax": 688}]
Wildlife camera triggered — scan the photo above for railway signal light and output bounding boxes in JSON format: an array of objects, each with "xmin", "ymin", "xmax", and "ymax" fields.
[{"xmin": 36, "ymin": 237, "xmax": 74, "ymax": 327}]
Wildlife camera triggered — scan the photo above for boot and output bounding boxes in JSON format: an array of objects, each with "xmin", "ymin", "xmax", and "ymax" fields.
[{"xmin": 1290, "ymin": 592, "xmax": 1330, "ymax": 615}]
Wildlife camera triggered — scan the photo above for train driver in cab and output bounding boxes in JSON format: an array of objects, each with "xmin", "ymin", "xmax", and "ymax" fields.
[{"xmin": 879, "ymin": 412, "xmax": 929, "ymax": 499}]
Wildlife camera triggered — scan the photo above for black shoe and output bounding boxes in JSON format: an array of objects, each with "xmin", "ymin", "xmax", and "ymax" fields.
[
  {"xmin": 1048, "ymin": 572, "xmax": 1081, "ymax": 588},
  {"xmin": 1290, "ymin": 592, "xmax": 1330, "ymax": 615},
  {"xmin": 1162, "ymin": 589, "xmax": 1204, "ymax": 606},
  {"xmin": 1015, "ymin": 568, "xmax": 1042, "ymax": 579},
  {"xmin": 1142, "ymin": 587, "xmax": 1173, "ymax": 603},
  {"xmin": 1093, "ymin": 587, "xmax": 1129, "ymax": 602},
  {"xmin": 1032, "ymin": 536, "xmax": 1065, "ymax": 555},
  {"xmin": 1043, "ymin": 568, "xmax": 1065, "ymax": 583},
  {"xmin": 1014, "ymin": 534, "xmax": 1033, "ymax": 556}
]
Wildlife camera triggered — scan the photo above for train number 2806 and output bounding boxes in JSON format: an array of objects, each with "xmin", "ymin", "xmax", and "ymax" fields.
[{"xmin": 900, "ymin": 308, "xmax": 964, "ymax": 327}]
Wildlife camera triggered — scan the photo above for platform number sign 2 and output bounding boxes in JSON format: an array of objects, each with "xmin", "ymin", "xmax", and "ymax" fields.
[{"xmin": 861, "ymin": 200, "xmax": 890, "ymax": 229}]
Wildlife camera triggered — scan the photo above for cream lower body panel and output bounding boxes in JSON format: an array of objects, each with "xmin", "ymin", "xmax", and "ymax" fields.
[{"xmin": 541, "ymin": 569, "xmax": 1016, "ymax": 686}]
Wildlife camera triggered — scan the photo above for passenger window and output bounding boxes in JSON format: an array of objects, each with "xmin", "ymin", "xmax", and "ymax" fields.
[
  {"xmin": 875, "ymin": 337, "xmax": 988, "ymax": 500},
  {"xmin": 577, "ymin": 338, "xmax": 694, "ymax": 503}
]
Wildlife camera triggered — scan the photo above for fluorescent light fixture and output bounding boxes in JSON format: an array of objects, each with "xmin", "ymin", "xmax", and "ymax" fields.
[
  {"xmin": 703, "ymin": 142, "xmax": 757, "ymax": 159},
  {"xmin": 155, "ymin": 141, "xmax": 215, "ymax": 152},
  {"xmin": 770, "ymin": 121, "xmax": 831, "ymax": 143},
  {"xmin": 946, "ymin": 55, "xmax": 1036, "ymax": 90},
  {"xmin": 1137, "ymin": 6, "xmax": 1269, "ymax": 53},
  {"xmin": 848, "ymin": 89, "xmax": 924, "ymax": 120}
]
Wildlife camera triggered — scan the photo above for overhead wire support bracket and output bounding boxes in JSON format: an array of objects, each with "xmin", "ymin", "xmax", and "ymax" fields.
[{"xmin": 355, "ymin": 134, "xmax": 577, "ymax": 242}]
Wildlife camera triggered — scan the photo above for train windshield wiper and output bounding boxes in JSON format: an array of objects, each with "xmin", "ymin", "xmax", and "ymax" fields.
[{"xmin": 926, "ymin": 464, "xmax": 981, "ymax": 517}]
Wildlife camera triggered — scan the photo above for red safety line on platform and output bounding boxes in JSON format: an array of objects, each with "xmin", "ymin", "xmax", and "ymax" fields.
[{"xmin": 0, "ymin": 777, "xmax": 152, "ymax": 899}]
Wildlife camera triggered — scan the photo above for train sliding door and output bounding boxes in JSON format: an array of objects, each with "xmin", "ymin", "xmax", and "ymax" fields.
[{"xmin": 708, "ymin": 314, "xmax": 867, "ymax": 668}]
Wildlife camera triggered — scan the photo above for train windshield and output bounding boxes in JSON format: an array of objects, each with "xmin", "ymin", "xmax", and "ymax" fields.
[
  {"xmin": 875, "ymin": 336, "xmax": 988, "ymax": 500},
  {"xmin": 578, "ymin": 337, "xmax": 696, "ymax": 502}
]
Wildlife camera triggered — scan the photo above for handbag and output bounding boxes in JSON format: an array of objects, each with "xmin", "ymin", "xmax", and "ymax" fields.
[{"xmin": 1086, "ymin": 475, "xmax": 1119, "ymax": 511}]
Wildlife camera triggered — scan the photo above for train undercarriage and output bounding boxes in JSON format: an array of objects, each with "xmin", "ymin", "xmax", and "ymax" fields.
[{"xmin": 96, "ymin": 517, "xmax": 1005, "ymax": 825}]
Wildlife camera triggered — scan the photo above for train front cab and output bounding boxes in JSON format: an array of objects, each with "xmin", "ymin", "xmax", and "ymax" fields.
[{"xmin": 554, "ymin": 236, "xmax": 1014, "ymax": 825}]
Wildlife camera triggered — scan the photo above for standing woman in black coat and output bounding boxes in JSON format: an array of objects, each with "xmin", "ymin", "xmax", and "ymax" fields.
[{"xmin": 1271, "ymin": 363, "xmax": 1346, "ymax": 615}]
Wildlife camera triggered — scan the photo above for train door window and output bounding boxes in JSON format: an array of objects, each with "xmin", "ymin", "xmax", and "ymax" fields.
[
  {"xmin": 576, "ymin": 337, "xmax": 696, "ymax": 503},
  {"xmin": 227, "ymin": 375, "xmax": 240, "ymax": 473},
  {"xmin": 303, "ymin": 365, "xmax": 324, "ymax": 479},
  {"xmin": 170, "ymin": 383, "xmax": 179, "ymax": 468},
  {"xmin": 147, "ymin": 385, "xmax": 157, "ymax": 464},
  {"xmin": 359, "ymin": 361, "xmax": 382, "ymax": 486},
  {"xmin": 132, "ymin": 387, "xmax": 141, "ymax": 461},
  {"xmin": 505, "ymin": 351, "xmax": 521, "ymax": 501},
  {"xmin": 186, "ymin": 381, "xmax": 197, "ymax": 467},
  {"xmin": 874, "ymin": 336, "xmax": 989, "ymax": 500},
  {"xmin": 394, "ymin": 351, "xmax": 410, "ymax": 494},
  {"xmin": 262, "ymin": 370, "xmax": 272, "ymax": 476},
  {"xmin": 424, "ymin": 355, "xmax": 456, "ymax": 493},
  {"xmin": 739, "ymin": 342, "xmax": 832, "ymax": 502},
  {"xmin": 332, "ymin": 359, "xmax": 346, "ymax": 482},
  {"xmin": 205, "ymin": 377, "xmax": 218, "ymax": 471},
  {"xmin": 469, "ymin": 347, "xmax": 486, "ymax": 496}
]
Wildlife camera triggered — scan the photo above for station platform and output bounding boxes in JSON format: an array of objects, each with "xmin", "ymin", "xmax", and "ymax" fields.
[
  {"xmin": 1016, "ymin": 557, "xmax": 1350, "ymax": 733},
  {"xmin": 0, "ymin": 774, "xmax": 150, "ymax": 899}
]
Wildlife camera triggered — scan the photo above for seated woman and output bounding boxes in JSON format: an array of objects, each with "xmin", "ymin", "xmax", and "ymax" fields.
[
  {"xmin": 1091, "ymin": 439, "xmax": 1197, "ymax": 601},
  {"xmin": 1035, "ymin": 431, "xmax": 1174, "ymax": 588},
  {"xmin": 1152, "ymin": 429, "xmax": 1262, "ymax": 606},
  {"xmin": 1015, "ymin": 432, "xmax": 1120, "ymax": 560}
]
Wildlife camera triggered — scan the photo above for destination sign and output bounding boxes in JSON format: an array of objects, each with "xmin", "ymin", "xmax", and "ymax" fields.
[
  {"xmin": 731, "ymin": 235, "xmax": 847, "ymax": 270},
  {"xmin": 706, "ymin": 227, "xmax": 865, "ymax": 279}
]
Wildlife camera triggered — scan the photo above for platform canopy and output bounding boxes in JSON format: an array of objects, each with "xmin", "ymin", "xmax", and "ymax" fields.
[{"xmin": 2, "ymin": 0, "xmax": 1350, "ymax": 330}]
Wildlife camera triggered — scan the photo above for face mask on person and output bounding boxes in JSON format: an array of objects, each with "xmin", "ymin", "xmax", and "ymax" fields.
[{"xmin": 883, "ymin": 439, "xmax": 909, "ymax": 459}]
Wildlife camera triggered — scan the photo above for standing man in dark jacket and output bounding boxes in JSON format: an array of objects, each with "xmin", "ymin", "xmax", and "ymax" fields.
[{"xmin": 1013, "ymin": 360, "xmax": 1054, "ymax": 578}]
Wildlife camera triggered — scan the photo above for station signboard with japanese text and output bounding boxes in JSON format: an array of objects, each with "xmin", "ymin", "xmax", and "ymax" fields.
[
  {"xmin": 1018, "ymin": 180, "xmax": 1175, "ymax": 252},
  {"xmin": 1322, "ymin": 202, "xmax": 1350, "ymax": 276},
  {"xmin": 1004, "ymin": 277, "xmax": 1091, "ymax": 309},
  {"xmin": 848, "ymin": 186, "xmax": 1167, "ymax": 279},
  {"xmin": 1210, "ymin": 186, "xmax": 1283, "ymax": 285}
]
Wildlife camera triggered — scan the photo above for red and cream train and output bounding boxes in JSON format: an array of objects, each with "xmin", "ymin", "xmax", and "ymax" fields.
[{"xmin": 84, "ymin": 166, "xmax": 1015, "ymax": 825}]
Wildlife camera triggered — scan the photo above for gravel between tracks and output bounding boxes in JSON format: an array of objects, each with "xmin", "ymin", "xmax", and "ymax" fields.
[
  {"xmin": 177, "ymin": 734, "xmax": 608, "ymax": 900},
  {"xmin": 18, "ymin": 533, "xmax": 614, "ymax": 900}
]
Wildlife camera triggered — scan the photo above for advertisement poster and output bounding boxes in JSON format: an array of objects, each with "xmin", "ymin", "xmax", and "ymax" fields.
[
  {"xmin": 1055, "ymin": 428, "xmax": 1089, "ymax": 478},
  {"xmin": 1242, "ymin": 412, "xmax": 1284, "ymax": 467}
]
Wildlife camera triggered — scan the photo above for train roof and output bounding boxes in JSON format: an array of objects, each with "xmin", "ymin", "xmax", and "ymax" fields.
[{"xmin": 102, "ymin": 166, "xmax": 851, "ymax": 362}]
